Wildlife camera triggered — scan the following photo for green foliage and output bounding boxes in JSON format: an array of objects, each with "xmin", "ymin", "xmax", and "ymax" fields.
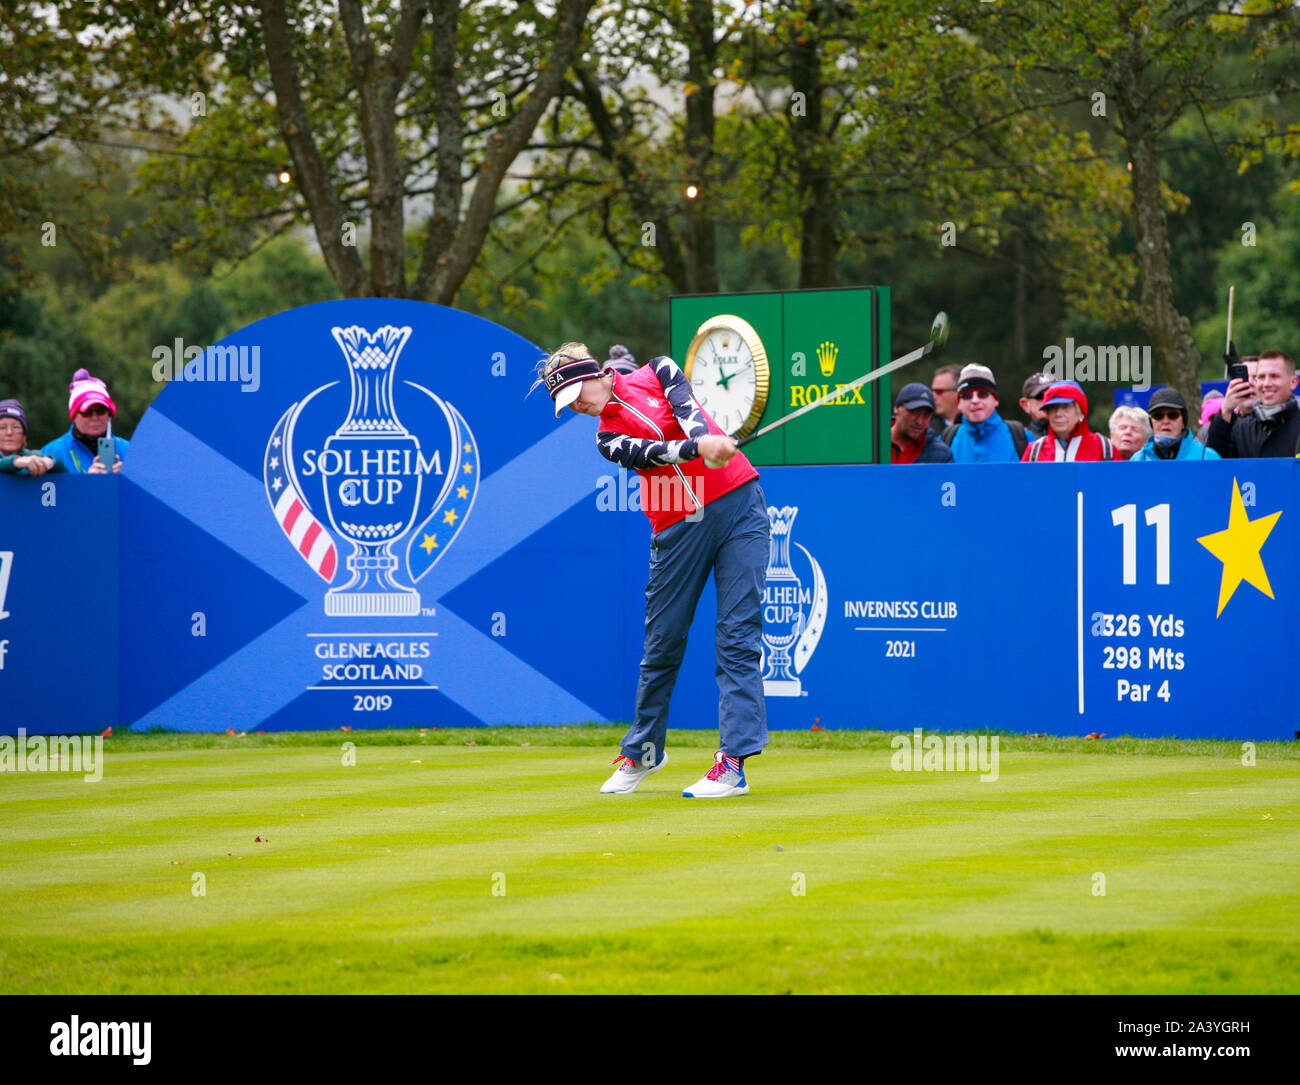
[
  {"xmin": 1194, "ymin": 181, "xmax": 1300, "ymax": 367},
  {"xmin": 5, "ymin": 0, "xmax": 1298, "ymax": 422},
  {"xmin": 0, "ymin": 2, "xmax": 151, "ymax": 280},
  {"xmin": 211, "ymin": 235, "xmax": 340, "ymax": 330},
  {"xmin": 0, "ymin": 233, "xmax": 339, "ymax": 442},
  {"xmin": 0, "ymin": 285, "xmax": 116, "ymax": 444},
  {"xmin": 459, "ymin": 215, "xmax": 668, "ymax": 359}
]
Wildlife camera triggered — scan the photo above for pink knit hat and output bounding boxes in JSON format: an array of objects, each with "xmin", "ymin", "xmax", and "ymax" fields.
[
  {"xmin": 67, "ymin": 368, "xmax": 116, "ymax": 420},
  {"xmin": 1199, "ymin": 391, "xmax": 1223, "ymax": 428}
]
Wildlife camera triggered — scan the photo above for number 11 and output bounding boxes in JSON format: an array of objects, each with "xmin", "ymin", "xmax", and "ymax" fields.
[{"xmin": 1111, "ymin": 504, "xmax": 1170, "ymax": 585}]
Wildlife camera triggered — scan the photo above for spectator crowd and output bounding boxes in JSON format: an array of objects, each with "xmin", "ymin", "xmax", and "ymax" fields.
[
  {"xmin": 0, "ymin": 369, "xmax": 128, "ymax": 477},
  {"xmin": 9, "ymin": 349, "xmax": 1300, "ymax": 479},
  {"xmin": 891, "ymin": 352, "xmax": 1300, "ymax": 465}
]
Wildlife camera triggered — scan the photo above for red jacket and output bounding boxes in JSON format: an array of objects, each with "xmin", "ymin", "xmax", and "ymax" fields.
[{"xmin": 598, "ymin": 361, "xmax": 758, "ymax": 533}]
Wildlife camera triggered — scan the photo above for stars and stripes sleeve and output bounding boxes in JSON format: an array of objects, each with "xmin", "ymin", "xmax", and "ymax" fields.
[
  {"xmin": 594, "ymin": 355, "xmax": 716, "ymax": 467},
  {"xmin": 597, "ymin": 430, "xmax": 699, "ymax": 468},
  {"xmin": 651, "ymin": 355, "xmax": 711, "ymax": 439}
]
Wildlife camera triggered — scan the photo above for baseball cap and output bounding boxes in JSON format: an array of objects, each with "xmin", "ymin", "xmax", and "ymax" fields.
[
  {"xmin": 1041, "ymin": 381, "xmax": 1088, "ymax": 413},
  {"xmin": 1021, "ymin": 373, "xmax": 1052, "ymax": 399},
  {"xmin": 894, "ymin": 382, "xmax": 935, "ymax": 411},
  {"xmin": 68, "ymin": 368, "xmax": 117, "ymax": 420}
]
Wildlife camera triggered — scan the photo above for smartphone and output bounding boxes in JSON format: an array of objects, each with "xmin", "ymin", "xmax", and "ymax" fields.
[
  {"xmin": 97, "ymin": 436, "xmax": 116, "ymax": 470},
  {"xmin": 1227, "ymin": 363, "xmax": 1249, "ymax": 384}
]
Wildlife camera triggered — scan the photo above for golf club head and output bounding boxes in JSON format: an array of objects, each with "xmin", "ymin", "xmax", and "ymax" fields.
[{"xmin": 930, "ymin": 312, "xmax": 949, "ymax": 349}]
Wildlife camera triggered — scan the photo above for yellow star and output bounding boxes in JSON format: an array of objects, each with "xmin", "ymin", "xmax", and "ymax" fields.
[
  {"xmin": 456, "ymin": 485, "xmax": 469, "ymax": 500},
  {"xmin": 1197, "ymin": 478, "xmax": 1282, "ymax": 617},
  {"xmin": 463, "ymin": 442, "xmax": 472, "ymax": 453},
  {"xmin": 419, "ymin": 533, "xmax": 438, "ymax": 554},
  {"xmin": 443, "ymin": 508, "xmax": 459, "ymax": 527},
  {"xmin": 462, "ymin": 462, "xmax": 473, "ymax": 474}
]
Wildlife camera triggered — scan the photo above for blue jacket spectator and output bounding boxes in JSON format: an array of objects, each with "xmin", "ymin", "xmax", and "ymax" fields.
[
  {"xmin": 1131, "ymin": 434, "xmax": 1220, "ymax": 461},
  {"xmin": 42, "ymin": 369, "xmax": 130, "ymax": 474},
  {"xmin": 1130, "ymin": 387, "xmax": 1220, "ymax": 461},
  {"xmin": 942, "ymin": 365, "xmax": 1028, "ymax": 462}
]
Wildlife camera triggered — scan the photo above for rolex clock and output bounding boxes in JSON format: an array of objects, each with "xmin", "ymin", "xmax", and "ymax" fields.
[{"xmin": 682, "ymin": 314, "xmax": 771, "ymax": 438}]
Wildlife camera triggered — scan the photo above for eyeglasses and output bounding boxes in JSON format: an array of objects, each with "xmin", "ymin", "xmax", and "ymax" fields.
[
  {"xmin": 931, "ymin": 385, "xmax": 955, "ymax": 395},
  {"xmin": 0, "ymin": 423, "xmax": 24, "ymax": 434},
  {"xmin": 959, "ymin": 389, "xmax": 993, "ymax": 400},
  {"xmin": 79, "ymin": 405, "xmax": 110, "ymax": 417},
  {"xmin": 1149, "ymin": 410, "xmax": 1182, "ymax": 422}
]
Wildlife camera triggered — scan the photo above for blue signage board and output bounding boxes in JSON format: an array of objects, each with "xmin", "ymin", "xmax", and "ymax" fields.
[
  {"xmin": 665, "ymin": 461, "xmax": 1297, "ymax": 740},
  {"xmin": 0, "ymin": 477, "xmax": 120, "ymax": 734},
  {"xmin": 2, "ymin": 300, "xmax": 1297, "ymax": 740},
  {"xmin": 118, "ymin": 299, "xmax": 636, "ymax": 731}
]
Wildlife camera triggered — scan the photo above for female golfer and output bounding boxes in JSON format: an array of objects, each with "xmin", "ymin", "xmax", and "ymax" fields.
[{"xmin": 537, "ymin": 343, "xmax": 769, "ymax": 797}]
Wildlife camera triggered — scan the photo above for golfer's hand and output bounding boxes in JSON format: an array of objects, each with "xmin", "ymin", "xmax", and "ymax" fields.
[
  {"xmin": 698, "ymin": 434, "xmax": 738, "ymax": 467},
  {"xmin": 1220, "ymin": 378, "xmax": 1255, "ymax": 419}
]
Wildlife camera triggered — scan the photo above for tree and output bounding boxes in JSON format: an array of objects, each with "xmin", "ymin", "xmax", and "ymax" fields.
[
  {"xmin": 106, "ymin": 0, "xmax": 593, "ymax": 303},
  {"xmin": 0, "ymin": 0, "xmax": 158, "ymax": 285},
  {"xmin": 527, "ymin": 0, "xmax": 734, "ymax": 295},
  {"xmin": 953, "ymin": 0, "xmax": 1300, "ymax": 417},
  {"xmin": 1194, "ymin": 180, "xmax": 1300, "ymax": 365}
]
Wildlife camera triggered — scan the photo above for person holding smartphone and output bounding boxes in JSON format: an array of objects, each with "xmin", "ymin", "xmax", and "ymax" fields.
[
  {"xmin": 41, "ymin": 369, "xmax": 130, "ymax": 474},
  {"xmin": 1206, "ymin": 350, "xmax": 1300, "ymax": 459}
]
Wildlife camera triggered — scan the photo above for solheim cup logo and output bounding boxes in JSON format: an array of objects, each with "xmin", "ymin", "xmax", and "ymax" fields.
[
  {"xmin": 263, "ymin": 324, "xmax": 479, "ymax": 616},
  {"xmin": 762, "ymin": 505, "xmax": 828, "ymax": 697}
]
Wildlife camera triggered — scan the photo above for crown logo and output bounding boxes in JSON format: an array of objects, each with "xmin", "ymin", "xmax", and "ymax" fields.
[{"xmin": 817, "ymin": 340, "xmax": 838, "ymax": 378}]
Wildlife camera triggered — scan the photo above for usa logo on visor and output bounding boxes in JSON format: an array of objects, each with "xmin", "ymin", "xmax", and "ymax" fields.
[{"xmin": 544, "ymin": 357, "xmax": 601, "ymax": 396}]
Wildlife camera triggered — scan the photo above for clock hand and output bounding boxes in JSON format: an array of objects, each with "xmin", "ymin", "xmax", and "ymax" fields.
[{"xmin": 718, "ymin": 356, "xmax": 754, "ymax": 389}]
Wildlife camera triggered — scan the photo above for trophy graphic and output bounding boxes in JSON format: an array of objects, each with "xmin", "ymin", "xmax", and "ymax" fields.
[
  {"xmin": 321, "ymin": 325, "xmax": 423, "ymax": 616},
  {"xmin": 264, "ymin": 322, "xmax": 482, "ymax": 615},
  {"xmin": 762, "ymin": 505, "xmax": 807, "ymax": 696}
]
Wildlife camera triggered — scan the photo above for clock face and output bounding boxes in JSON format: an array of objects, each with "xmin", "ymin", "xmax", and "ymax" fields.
[{"xmin": 683, "ymin": 316, "xmax": 769, "ymax": 438}]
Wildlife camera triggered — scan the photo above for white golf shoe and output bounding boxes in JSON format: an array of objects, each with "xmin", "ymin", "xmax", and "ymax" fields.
[
  {"xmin": 682, "ymin": 751, "xmax": 750, "ymax": 798},
  {"xmin": 599, "ymin": 750, "xmax": 667, "ymax": 794}
]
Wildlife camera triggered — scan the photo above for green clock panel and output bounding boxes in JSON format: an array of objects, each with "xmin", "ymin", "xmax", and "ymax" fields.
[{"xmin": 670, "ymin": 287, "xmax": 892, "ymax": 465}]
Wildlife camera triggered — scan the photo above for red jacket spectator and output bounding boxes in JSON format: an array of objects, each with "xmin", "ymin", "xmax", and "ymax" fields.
[{"xmin": 1022, "ymin": 382, "xmax": 1114, "ymax": 462}]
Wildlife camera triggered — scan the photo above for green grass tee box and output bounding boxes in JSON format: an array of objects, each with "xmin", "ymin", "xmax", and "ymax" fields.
[{"xmin": 0, "ymin": 729, "xmax": 1296, "ymax": 994}]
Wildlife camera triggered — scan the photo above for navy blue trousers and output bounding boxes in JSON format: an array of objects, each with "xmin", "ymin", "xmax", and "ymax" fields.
[{"xmin": 620, "ymin": 478, "xmax": 769, "ymax": 764}]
